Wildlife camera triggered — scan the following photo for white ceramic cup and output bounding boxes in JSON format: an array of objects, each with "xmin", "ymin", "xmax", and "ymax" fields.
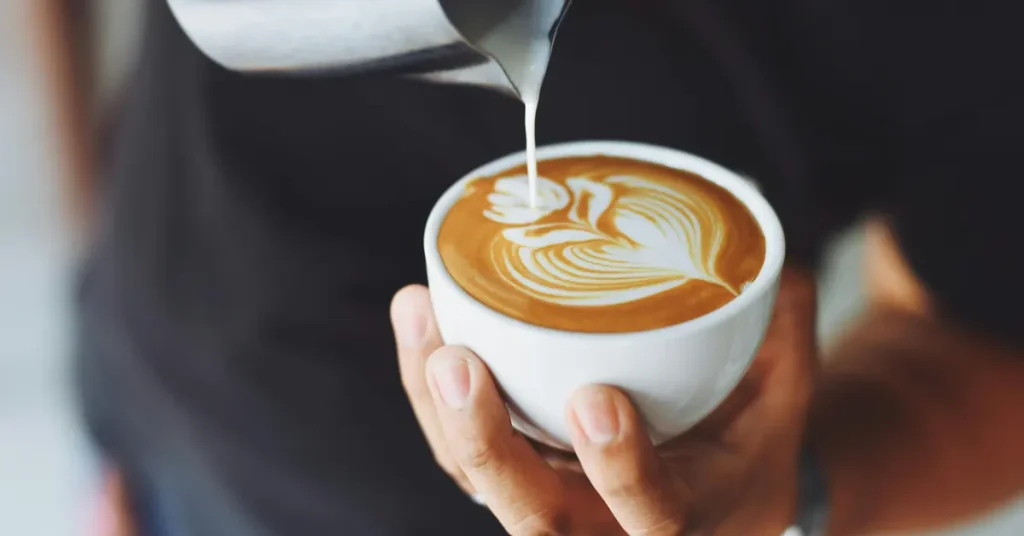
[{"xmin": 424, "ymin": 140, "xmax": 785, "ymax": 448}]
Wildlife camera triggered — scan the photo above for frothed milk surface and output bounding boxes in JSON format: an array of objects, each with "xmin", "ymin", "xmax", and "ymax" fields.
[{"xmin": 438, "ymin": 156, "xmax": 767, "ymax": 332}]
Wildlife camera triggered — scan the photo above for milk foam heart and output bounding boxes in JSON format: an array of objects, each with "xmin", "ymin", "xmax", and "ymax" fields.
[{"xmin": 489, "ymin": 173, "xmax": 737, "ymax": 306}]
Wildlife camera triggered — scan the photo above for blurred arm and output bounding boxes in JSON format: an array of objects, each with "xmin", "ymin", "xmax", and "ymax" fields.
[
  {"xmin": 31, "ymin": 0, "xmax": 96, "ymax": 230},
  {"xmin": 813, "ymin": 225, "xmax": 1024, "ymax": 535}
]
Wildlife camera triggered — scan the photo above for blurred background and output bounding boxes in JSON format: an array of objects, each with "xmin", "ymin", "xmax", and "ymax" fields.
[
  {"xmin": 0, "ymin": 0, "xmax": 1020, "ymax": 534},
  {"xmin": 0, "ymin": 1, "xmax": 143, "ymax": 534},
  {"xmin": 0, "ymin": 1, "xmax": 83, "ymax": 534}
]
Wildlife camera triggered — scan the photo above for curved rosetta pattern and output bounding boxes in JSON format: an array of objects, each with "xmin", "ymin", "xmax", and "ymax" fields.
[
  {"xmin": 438, "ymin": 156, "xmax": 765, "ymax": 332},
  {"xmin": 488, "ymin": 174, "xmax": 735, "ymax": 306}
]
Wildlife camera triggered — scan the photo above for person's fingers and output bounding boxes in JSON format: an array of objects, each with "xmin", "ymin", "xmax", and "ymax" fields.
[
  {"xmin": 391, "ymin": 285, "xmax": 474, "ymax": 494},
  {"xmin": 568, "ymin": 386, "xmax": 686, "ymax": 536},
  {"xmin": 427, "ymin": 346, "xmax": 569, "ymax": 535},
  {"xmin": 757, "ymin": 266, "xmax": 819, "ymax": 417},
  {"xmin": 88, "ymin": 469, "xmax": 133, "ymax": 536}
]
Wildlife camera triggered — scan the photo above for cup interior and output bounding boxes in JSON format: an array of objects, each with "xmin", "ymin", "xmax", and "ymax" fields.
[{"xmin": 425, "ymin": 140, "xmax": 786, "ymax": 341}]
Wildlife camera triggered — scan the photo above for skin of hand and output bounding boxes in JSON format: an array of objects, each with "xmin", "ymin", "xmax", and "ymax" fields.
[
  {"xmin": 88, "ymin": 469, "xmax": 134, "ymax": 536},
  {"xmin": 391, "ymin": 267, "xmax": 818, "ymax": 535}
]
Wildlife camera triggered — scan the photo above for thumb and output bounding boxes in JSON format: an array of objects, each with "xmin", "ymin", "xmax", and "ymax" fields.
[{"xmin": 568, "ymin": 386, "xmax": 686, "ymax": 536}]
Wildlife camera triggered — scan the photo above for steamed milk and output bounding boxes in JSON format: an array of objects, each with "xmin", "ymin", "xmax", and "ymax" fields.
[{"xmin": 449, "ymin": 0, "xmax": 563, "ymax": 207}]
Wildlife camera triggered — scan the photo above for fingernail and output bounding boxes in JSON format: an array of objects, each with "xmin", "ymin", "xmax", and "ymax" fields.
[
  {"xmin": 432, "ymin": 354, "xmax": 470, "ymax": 410},
  {"xmin": 572, "ymin": 388, "xmax": 619, "ymax": 445},
  {"xmin": 395, "ymin": 307, "xmax": 427, "ymax": 348}
]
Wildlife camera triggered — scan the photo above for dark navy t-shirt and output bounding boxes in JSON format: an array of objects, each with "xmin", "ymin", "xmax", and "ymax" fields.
[{"xmin": 78, "ymin": 1, "xmax": 1023, "ymax": 534}]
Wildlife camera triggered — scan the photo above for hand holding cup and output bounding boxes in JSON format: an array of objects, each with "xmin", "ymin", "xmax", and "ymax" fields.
[{"xmin": 392, "ymin": 266, "xmax": 817, "ymax": 535}]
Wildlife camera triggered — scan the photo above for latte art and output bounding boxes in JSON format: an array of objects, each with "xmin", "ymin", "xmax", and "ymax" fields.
[
  {"xmin": 439, "ymin": 156, "xmax": 766, "ymax": 332},
  {"xmin": 490, "ymin": 174, "xmax": 738, "ymax": 306}
]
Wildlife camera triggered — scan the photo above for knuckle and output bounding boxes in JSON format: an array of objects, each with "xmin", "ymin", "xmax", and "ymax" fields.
[
  {"xmin": 631, "ymin": 515, "xmax": 686, "ymax": 536},
  {"xmin": 597, "ymin": 457, "xmax": 645, "ymax": 497},
  {"xmin": 604, "ymin": 477, "xmax": 644, "ymax": 502},
  {"xmin": 457, "ymin": 433, "xmax": 501, "ymax": 472},
  {"xmin": 598, "ymin": 467, "xmax": 652, "ymax": 504},
  {"xmin": 509, "ymin": 508, "xmax": 571, "ymax": 536}
]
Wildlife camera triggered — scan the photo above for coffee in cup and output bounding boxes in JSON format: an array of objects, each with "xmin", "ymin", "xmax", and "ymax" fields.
[
  {"xmin": 425, "ymin": 141, "xmax": 784, "ymax": 448},
  {"xmin": 438, "ymin": 155, "xmax": 766, "ymax": 333}
]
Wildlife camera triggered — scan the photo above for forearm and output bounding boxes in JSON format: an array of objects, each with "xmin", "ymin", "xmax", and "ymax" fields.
[
  {"xmin": 31, "ymin": 0, "xmax": 96, "ymax": 228},
  {"xmin": 810, "ymin": 309, "xmax": 1024, "ymax": 535}
]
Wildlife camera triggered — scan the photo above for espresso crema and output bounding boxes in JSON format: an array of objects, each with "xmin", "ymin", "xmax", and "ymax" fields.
[{"xmin": 438, "ymin": 156, "xmax": 766, "ymax": 332}]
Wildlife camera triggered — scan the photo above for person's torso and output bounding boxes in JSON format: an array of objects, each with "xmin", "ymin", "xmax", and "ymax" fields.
[{"xmin": 80, "ymin": 0, "xmax": 1023, "ymax": 533}]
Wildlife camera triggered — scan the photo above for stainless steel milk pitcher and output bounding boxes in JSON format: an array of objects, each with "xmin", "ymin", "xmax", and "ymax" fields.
[{"xmin": 167, "ymin": 0, "xmax": 572, "ymax": 98}]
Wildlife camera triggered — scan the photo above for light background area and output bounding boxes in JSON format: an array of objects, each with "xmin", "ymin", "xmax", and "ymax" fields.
[
  {"xmin": 0, "ymin": 0, "xmax": 1020, "ymax": 534},
  {"xmin": 0, "ymin": 1, "xmax": 95, "ymax": 536}
]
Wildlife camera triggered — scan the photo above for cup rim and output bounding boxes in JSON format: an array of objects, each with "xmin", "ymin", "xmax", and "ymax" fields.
[{"xmin": 424, "ymin": 140, "xmax": 786, "ymax": 341}]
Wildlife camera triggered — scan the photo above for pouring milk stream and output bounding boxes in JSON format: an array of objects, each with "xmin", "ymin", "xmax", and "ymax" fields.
[
  {"xmin": 167, "ymin": 0, "xmax": 570, "ymax": 207},
  {"xmin": 448, "ymin": 0, "xmax": 567, "ymax": 208}
]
